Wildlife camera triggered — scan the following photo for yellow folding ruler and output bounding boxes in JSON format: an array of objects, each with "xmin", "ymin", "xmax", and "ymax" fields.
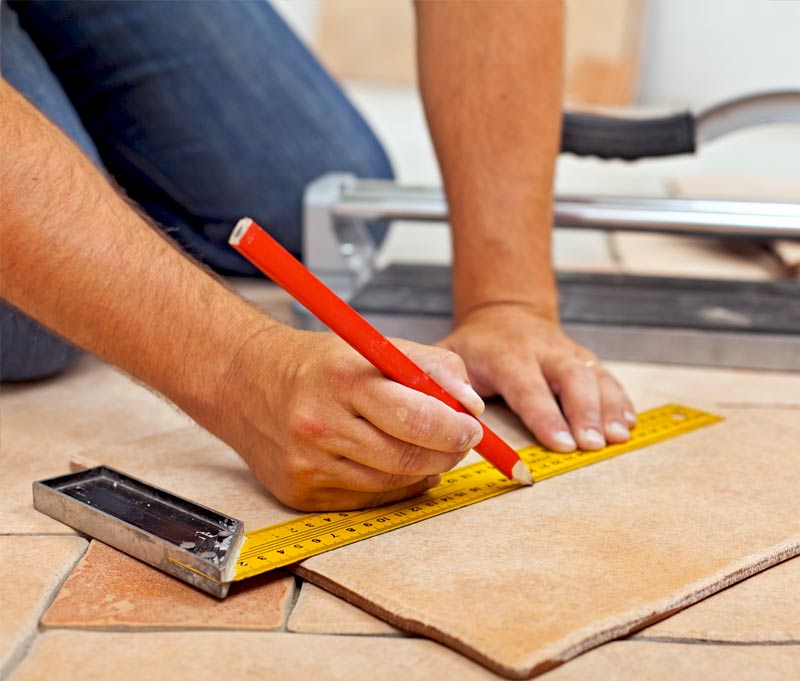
[
  {"xmin": 33, "ymin": 403, "xmax": 721, "ymax": 597},
  {"xmin": 234, "ymin": 403, "xmax": 721, "ymax": 580}
]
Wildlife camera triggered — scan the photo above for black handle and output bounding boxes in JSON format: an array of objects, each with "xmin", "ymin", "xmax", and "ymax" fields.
[{"xmin": 560, "ymin": 111, "xmax": 696, "ymax": 161}]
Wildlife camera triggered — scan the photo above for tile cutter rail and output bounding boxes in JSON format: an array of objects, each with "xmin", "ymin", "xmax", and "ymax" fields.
[{"xmin": 299, "ymin": 91, "xmax": 800, "ymax": 371}]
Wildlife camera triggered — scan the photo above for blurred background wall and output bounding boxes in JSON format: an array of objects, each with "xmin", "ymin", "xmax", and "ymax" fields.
[{"xmin": 273, "ymin": 0, "xmax": 800, "ymax": 110}]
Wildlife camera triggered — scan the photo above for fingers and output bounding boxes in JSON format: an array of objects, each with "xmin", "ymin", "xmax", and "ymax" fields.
[
  {"xmin": 288, "ymin": 477, "xmax": 441, "ymax": 512},
  {"xmin": 495, "ymin": 363, "xmax": 578, "ymax": 453},
  {"xmin": 544, "ymin": 355, "xmax": 637, "ymax": 449},
  {"xmin": 351, "ymin": 379, "xmax": 483, "ymax": 458},
  {"xmin": 401, "ymin": 341, "xmax": 485, "ymax": 417},
  {"xmin": 546, "ymin": 357, "xmax": 607, "ymax": 450},
  {"xmin": 598, "ymin": 370, "xmax": 637, "ymax": 442}
]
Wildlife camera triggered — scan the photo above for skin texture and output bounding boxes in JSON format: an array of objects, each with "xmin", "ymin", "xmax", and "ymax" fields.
[
  {"xmin": 1, "ymin": 2, "xmax": 635, "ymax": 510},
  {"xmin": 415, "ymin": 0, "xmax": 635, "ymax": 451},
  {"xmin": 0, "ymin": 79, "xmax": 482, "ymax": 511}
]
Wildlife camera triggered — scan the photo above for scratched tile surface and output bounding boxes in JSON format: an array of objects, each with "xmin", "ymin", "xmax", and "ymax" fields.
[
  {"xmin": 10, "ymin": 631, "xmax": 800, "ymax": 681},
  {"xmin": 41, "ymin": 540, "xmax": 295, "ymax": 631},
  {"xmin": 0, "ymin": 536, "xmax": 86, "ymax": 678}
]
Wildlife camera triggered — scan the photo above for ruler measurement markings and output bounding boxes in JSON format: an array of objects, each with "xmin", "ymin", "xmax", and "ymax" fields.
[{"xmin": 234, "ymin": 405, "xmax": 721, "ymax": 580}]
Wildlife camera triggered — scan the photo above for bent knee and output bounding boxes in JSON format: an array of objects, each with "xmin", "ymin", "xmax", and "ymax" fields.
[{"xmin": 0, "ymin": 307, "xmax": 83, "ymax": 382}]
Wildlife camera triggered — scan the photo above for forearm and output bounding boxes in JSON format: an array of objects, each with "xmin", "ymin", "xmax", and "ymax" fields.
[
  {"xmin": 415, "ymin": 0, "xmax": 563, "ymax": 321},
  {"xmin": 0, "ymin": 78, "xmax": 272, "ymax": 421}
]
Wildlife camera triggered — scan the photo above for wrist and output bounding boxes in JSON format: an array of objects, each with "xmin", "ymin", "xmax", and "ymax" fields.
[{"xmin": 456, "ymin": 297, "xmax": 559, "ymax": 325}]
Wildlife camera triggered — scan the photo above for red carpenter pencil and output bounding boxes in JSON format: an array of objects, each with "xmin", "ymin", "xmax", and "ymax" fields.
[{"xmin": 229, "ymin": 218, "xmax": 533, "ymax": 486}]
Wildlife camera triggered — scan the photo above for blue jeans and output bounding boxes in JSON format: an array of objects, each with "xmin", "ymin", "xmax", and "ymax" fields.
[{"xmin": 0, "ymin": 0, "xmax": 392, "ymax": 381}]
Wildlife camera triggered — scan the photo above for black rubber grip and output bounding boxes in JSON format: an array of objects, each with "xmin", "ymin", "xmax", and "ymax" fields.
[{"xmin": 560, "ymin": 111, "xmax": 696, "ymax": 161}]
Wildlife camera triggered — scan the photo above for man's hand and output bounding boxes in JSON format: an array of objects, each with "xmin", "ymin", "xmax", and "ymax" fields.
[
  {"xmin": 211, "ymin": 326, "xmax": 486, "ymax": 511},
  {"xmin": 414, "ymin": 1, "xmax": 636, "ymax": 447},
  {"xmin": 0, "ymin": 78, "xmax": 483, "ymax": 513},
  {"xmin": 438, "ymin": 304, "xmax": 636, "ymax": 452}
]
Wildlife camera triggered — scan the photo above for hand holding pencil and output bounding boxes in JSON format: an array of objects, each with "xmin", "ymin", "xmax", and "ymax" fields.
[{"xmin": 229, "ymin": 218, "xmax": 533, "ymax": 494}]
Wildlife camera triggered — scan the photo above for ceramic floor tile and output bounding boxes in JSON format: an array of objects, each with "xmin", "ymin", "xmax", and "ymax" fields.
[
  {"xmin": 1, "ymin": 358, "xmax": 189, "ymax": 534},
  {"xmin": 9, "ymin": 631, "xmax": 800, "ymax": 681},
  {"xmin": 294, "ymin": 399, "xmax": 800, "ymax": 678},
  {"xmin": 637, "ymin": 555, "xmax": 800, "ymax": 643},
  {"xmin": 0, "ymin": 536, "xmax": 86, "ymax": 677},
  {"xmin": 41, "ymin": 540, "xmax": 294, "ymax": 630},
  {"xmin": 611, "ymin": 232, "xmax": 783, "ymax": 280},
  {"xmin": 606, "ymin": 361, "xmax": 800, "ymax": 412},
  {"xmin": 287, "ymin": 582, "xmax": 401, "ymax": 635}
]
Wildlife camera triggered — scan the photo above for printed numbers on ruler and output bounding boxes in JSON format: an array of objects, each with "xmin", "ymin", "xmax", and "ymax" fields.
[{"xmin": 234, "ymin": 404, "xmax": 721, "ymax": 580}]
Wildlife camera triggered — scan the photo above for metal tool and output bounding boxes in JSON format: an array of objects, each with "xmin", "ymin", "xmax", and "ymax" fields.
[
  {"xmin": 33, "ymin": 466, "xmax": 244, "ymax": 597},
  {"xmin": 33, "ymin": 404, "xmax": 720, "ymax": 595},
  {"xmin": 299, "ymin": 91, "xmax": 800, "ymax": 371}
]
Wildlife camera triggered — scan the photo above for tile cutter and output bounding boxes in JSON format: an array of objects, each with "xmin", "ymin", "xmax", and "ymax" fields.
[{"xmin": 298, "ymin": 91, "xmax": 800, "ymax": 371}]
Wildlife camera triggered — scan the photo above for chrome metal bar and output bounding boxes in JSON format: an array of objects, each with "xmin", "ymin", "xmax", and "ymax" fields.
[
  {"xmin": 328, "ymin": 181, "xmax": 800, "ymax": 239},
  {"xmin": 696, "ymin": 91, "xmax": 800, "ymax": 145}
]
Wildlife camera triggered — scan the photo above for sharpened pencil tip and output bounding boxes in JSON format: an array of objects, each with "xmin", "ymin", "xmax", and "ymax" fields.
[{"xmin": 512, "ymin": 461, "xmax": 533, "ymax": 486}]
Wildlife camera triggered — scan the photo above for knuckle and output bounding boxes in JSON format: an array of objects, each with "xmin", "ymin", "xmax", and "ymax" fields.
[
  {"xmin": 288, "ymin": 406, "xmax": 331, "ymax": 442},
  {"xmin": 441, "ymin": 348, "xmax": 466, "ymax": 372},
  {"xmin": 394, "ymin": 441, "xmax": 428, "ymax": 475},
  {"xmin": 380, "ymin": 472, "xmax": 412, "ymax": 491},
  {"xmin": 405, "ymin": 400, "xmax": 435, "ymax": 442},
  {"xmin": 284, "ymin": 453, "xmax": 316, "ymax": 483}
]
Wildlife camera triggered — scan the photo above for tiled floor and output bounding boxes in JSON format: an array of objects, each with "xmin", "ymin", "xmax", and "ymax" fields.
[{"xmin": 2, "ymin": 83, "xmax": 799, "ymax": 679}]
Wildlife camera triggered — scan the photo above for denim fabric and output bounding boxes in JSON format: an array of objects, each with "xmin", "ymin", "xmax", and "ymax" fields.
[{"xmin": 1, "ymin": 0, "xmax": 393, "ymax": 381}]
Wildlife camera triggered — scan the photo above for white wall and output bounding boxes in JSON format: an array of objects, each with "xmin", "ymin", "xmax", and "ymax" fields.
[{"xmin": 638, "ymin": 0, "xmax": 800, "ymax": 108}]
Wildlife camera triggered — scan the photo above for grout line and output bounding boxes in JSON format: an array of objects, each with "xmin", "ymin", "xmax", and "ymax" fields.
[
  {"xmin": 624, "ymin": 637, "xmax": 800, "ymax": 648},
  {"xmin": 0, "ymin": 532, "xmax": 79, "ymax": 538},
  {"xmin": 278, "ymin": 575, "xmax": 304, "ymax": 632},
  {"xmin": 0, "ymin": 537, "xmax": 89, "ymax": 681},
  {"xmin": 35, "ymin": 624, "xmax": 411, "ymax": 639}
]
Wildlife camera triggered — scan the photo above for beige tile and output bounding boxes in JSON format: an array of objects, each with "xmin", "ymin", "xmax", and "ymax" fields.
[
  {"xmin": 287, "ymin": 582, "xmax": 401, "ymax": 635},
  {"xmin": 606, "ymin": 361, "xmax": 800, "ymax": 412},
  {"xmin": 0, "ymin": 536, "xmax": 86, "ymax": 677},
  {"xmin": 611, "ymin": 232, "xmax": 782, "ymax": 280},
  {"xmin": 9, "ymin": 631, "xmax": 800, "ymax": 681},
  {"xmin": 638, "ymin": 556, "xmax": 800, "ymax": 643},
  {"xmin": 41, "ymin": 540, "xmax": 294, "ymax": 631},
  {"xmin": 295, "ymin": 403, "xmax": 800, "ymax": 678},
  {"xmin": 1, "ymin": 358, "xmax": 189, "ymax": 534}
]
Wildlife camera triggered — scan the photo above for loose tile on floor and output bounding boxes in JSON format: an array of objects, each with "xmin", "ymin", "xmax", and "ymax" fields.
[
  {"xmin": 41, "ymin": 541, "xmax": 294, "ymax": 631},
  {"xmin": 0, "ymin": 536, "xmax": 86, "ymax": 678},
  {"xmin": 637, "ymin": 555, "xmax": 800, "ymax": 643},
  {"xmin": 293, "ymin": 384, "xmax": 800, "ymax": 678}
]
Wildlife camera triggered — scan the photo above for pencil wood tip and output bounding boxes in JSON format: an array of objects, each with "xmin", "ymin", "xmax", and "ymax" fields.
[
  {"xmin": 512, "ymin": 461, "xmax": 533, "ymax": 486},
  {"xmin": 229, "ymin": 217, "xmax": 253, "ymax": 246}
]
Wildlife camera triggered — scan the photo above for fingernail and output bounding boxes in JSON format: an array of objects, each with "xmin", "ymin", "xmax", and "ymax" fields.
[
  {"xmin": 607, "ymin": 421, "xmax": 630, "ymax": 442},
  {"xmin": 466, "ymin": 385, "xmax": 485, "ymax": 412},
  {"xmin": 425, "ymin": 474, "xmax": 441, "ymax": 488},
  {"xmin": 581, "ymin": 427, "xmax": 606, "ymax": 450},
  {"xmin": 624, "ymin": 410, "xmax": 637, "ymax": 426},
  {"xmin": 553, "ymin": 430, "xmax": 577, "ymax": 451}
]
